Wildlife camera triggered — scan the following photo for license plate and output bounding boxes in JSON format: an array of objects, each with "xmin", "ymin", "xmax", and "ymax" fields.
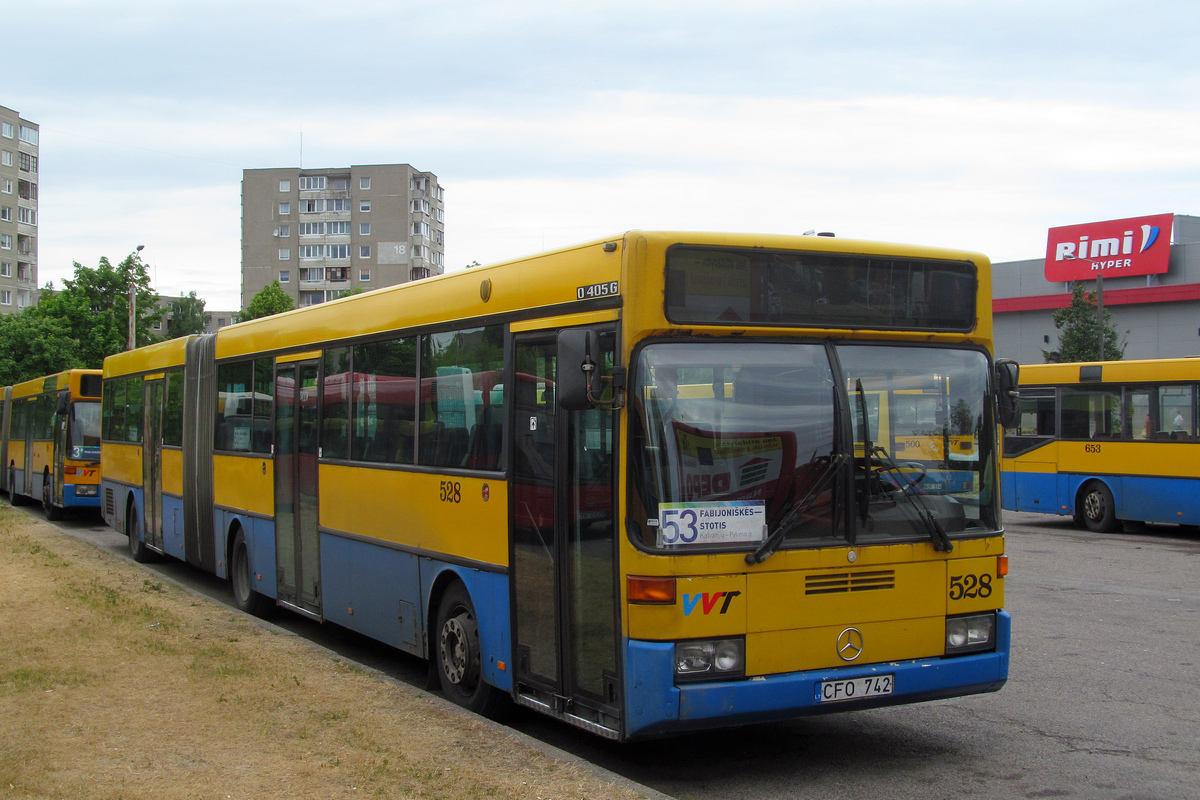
[{"xmin": 816, "ymin": 674, "xmax": 894, "ymax": 703}]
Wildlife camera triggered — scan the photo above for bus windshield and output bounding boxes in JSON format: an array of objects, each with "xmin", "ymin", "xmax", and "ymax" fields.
[
  {"xmin": 630, "ymin": 342, "xmax": 999, "ymax": 553},
  {"xmin": 70, "ymin": 400, "xmax": 102, "ymax": 461}
]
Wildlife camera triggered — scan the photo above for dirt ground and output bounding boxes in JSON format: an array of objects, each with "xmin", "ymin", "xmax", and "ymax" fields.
[{"xmin": 0, "ymin": 505, "xmax": 647, "ymax": 800}]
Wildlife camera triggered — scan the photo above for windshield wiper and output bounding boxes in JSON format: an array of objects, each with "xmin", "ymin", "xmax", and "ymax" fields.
[
  {"xmin": 854, "ymin": 380, "xmax": 873, "ymax": 531},
  {"xmin": 869, "ymin": 444, "xmax": 954, "ymax": 553},
  {"xmin": 746, "ymin": 452, "xmax": 846, "ymax": 565}
]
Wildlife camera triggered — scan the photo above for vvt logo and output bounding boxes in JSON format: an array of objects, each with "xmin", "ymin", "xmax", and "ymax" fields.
[{"xmin": 682, "ymin": 591, "xmax": 742, "ymax": 615}]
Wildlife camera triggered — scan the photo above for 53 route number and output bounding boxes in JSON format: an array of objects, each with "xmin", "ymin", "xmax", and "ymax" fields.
[
  {"xmin": 949, "ymin": 573, "xmax": 992, "ymax": 600},
  {"xmin": 439, "ymin": 481, "xmax": 461, "ymax": 503}
]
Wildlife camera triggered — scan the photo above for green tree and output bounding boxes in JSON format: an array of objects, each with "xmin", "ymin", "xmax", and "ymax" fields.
[
  {"xmin": 167, "ymin": 291, "xmax": 208, "ymax": 338},
  {"xmin": 1041, "ymin": 282, "xmax": 1126, "ymax": 363},
  {"xmin": 241, "ymin": 280, "xmax": 296, "ymax": 321},
  {"xmin": 0, "ymin": 311, "xmax": 84, "ymax": 386},
  {"xmin": 33, "ymin": 249, "xmax": 163, "ymax": 366}
]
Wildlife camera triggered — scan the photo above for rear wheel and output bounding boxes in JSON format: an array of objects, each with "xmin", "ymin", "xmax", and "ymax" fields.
[
  {"xmin": 42, "ymin": 473, "xmax": 63, "ymax": 521},
  {"xmin": 1080, "ymin": 481, "xmax": 1120, "ymax": 533},
  {"xmin": 126, "ymin": 503, "xmax": 152, "ymax": 563},
  {"xmin": 435, "ymin": 582, "xmax": 507, "ymax": 718},
  {"xmin": 230, "ymin": 529, "xmax": 273, "ymax": 617}
]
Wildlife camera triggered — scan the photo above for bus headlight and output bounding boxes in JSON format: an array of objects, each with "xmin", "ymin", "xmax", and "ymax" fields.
[
  {"xmin": 74, "ymin": 484, "xmax": 98, "ymax": 498},
  {"xmin": 674, "ymin": 638, "xmax": 745, "ymax": 683},
  {"xmin": 945, "ymin": 612, "xmax": 995, "ymax": 655}
]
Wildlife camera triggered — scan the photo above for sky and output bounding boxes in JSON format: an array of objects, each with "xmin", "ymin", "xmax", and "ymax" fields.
[{"xmin": 6, "ymin": 0, "xmax": 1200, "ymax": 310}]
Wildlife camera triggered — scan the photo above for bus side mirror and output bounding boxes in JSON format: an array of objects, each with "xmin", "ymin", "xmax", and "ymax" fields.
[
  {"xmin": 994, "ymin": 359, "xmax": 1019, "ymax": 428},
  {"xmin": 55, "ymin": 391, "xmax": 70, "ymax": 416},
  {"xmin": 557, "ymin": 329, "xmax": 598, "ymax": 411}
]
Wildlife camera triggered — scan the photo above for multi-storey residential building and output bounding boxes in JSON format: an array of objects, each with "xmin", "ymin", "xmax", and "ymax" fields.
[
  {"xmin": 241, "ymin": 165, "xmax": 445, "ymax": 310},
  {"xmin": 0, "ymin": 106, "xmax": 39, "ymax": 314}
]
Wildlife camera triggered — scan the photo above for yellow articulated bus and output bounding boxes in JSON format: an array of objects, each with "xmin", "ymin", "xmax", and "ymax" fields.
[
  {"xmin": 102, "ymin": 231, "xmax": 1018, "ymax": 740},
  {"xmin": 2, "ymin": 369, "xmax": 103, "ymax": 519},
  {"xmin": 1002, "ymin": 358, "xmax": 1199, "ymax": 531}
]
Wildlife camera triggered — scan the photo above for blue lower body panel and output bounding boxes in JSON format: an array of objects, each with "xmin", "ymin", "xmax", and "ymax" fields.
[{"xmin": 625, "ymin": 610, "xmax": 1011, "ymax": 739}]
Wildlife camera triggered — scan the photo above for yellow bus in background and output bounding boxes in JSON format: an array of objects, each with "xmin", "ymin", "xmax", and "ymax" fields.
[
  {"xmin": 1002, "ymin": 358, "xmax": 1199, "ymax": 531},
  {"xmin": 102, "ymin": 231, "xmax": 1017, "ymax": 740},
  {"xmin": 2, "ymin": 369, "xmax": 103, "ymax": 519}
]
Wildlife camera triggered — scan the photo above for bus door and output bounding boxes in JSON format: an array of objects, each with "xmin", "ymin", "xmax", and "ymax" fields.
[
  {"xmin": 142, "ymin": 379, "xmax": 165, "ymax": 552},
  {"xmin": 21, "ymin": 398, "xmax": 34, "ymax": 496},
  {"xmin": 274, "ymin": 361, "xmax": 322, "ymax": 616},
  {"xmin": 511, "ymin": 332, "xmax": 621, "ymax": 736},
  {"xmin": 51, "ymin": 391, "xmax": 69, "ymax": 507}
]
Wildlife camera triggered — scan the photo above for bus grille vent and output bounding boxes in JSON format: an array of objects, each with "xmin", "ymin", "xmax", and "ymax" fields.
[
  {"xmin": 805, "ymin": 570, "xmax": 895, "ymax": 595},
  {"xmin": 104, "ymin": 487, "xmax": 114, "ymax": 517}
]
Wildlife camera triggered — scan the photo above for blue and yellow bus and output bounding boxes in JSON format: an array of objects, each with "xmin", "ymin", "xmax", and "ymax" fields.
[
  {"xmin": 102, "ymin": 231, "xmax": 1017, "ymax": 740},
  {"xmin": 2, "ymin": 369, "xmax": 103, "ymax": 519},
  {"xmin": 1002, "ymin": 358, "xmax": 1199, "ymax": 531}
]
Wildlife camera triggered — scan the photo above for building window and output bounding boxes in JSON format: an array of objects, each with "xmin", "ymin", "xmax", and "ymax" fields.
[
  {"xmin": 18, "ymin": 126, "xmax": 37, "ymax": 146},
  {"xmin": 331, "ymin": 178, "xmax": 348, "ymax": 191},
  {"xmin": 277, "ymin": 224, "xmax": 290, "ymax": 237},
  {"xmin": 0, "ymin": 290, "xmax": 10, "ymax": 306},
  {"xmin": 299, "ymin": 245, "xmax": 324, "ymax": 259},
  {"xmin": 413, "ymin": 221, "xmax": 430, "ymax": 237},
  {"xmin": 299, "ymin": 176, "xmax": 326, "ymax": 190},
  {"xmin": 328, "ymin": 267, "xmax": 349, "ymax": 282},
  {"xmin": 435, "ymin": 208, "xmax": 444, "ymax": 223},
  {"xmin": 359, "ymin": 268, "xmax": 371, "ymax": 282},
  {"xmin": 300, "ymin": 292, "xmax": 323, "ymax": 306},
  {"xmin": 278, "ymin": 248, "xmax": 290, "ymax": 260},
  {"xmin": 412, "ymin": 245, "xmax": 426, "ymax": 259},
  {"xmin": 1, "ymin": 151, "xmax": 11, "ymax": 167},
  {"xmin": 279, "ymin": 179, "xmax": 291, "ymax": 192},
  {"xmin": 299, "ymin": 222, "xmax": 325, "ymax": 236},
  {"xmin": 18, "ymin": 153, "xmax": 35, "ymax": 173},
  {"xmin": 359, "ymin": 200, "xmax": 371, "ymax": 212},
  {"xmin": 278, "ymin": 270, "xmax": 290, "ymax": 283},
  {"xmin": 412, "ymin": 177, "xmax": 427, "ymax": 192},
  {"xmin": 17, "ymin": 262, "xmax": 30, "ymax": 280},
  {"xmin": 0, "ymin": 123, "xmax": 11, "ymax": 138},
  {"xmin": 359, "ymin": 223, "xmax": 370, "ymax": 235},
  {"xmin": 359, "ymin": 246, "xmax": 370, "ymax": 258},
  {"xmin": 1, "ymin": 179, "xmax": 11, "ymax": 194},
  {"xmin": 152, "ymin": 320, "xmax": 163, "ymax": 331},
  {"xmin": 0, "ymin": 206, "xmax": 10, "ymax": 221},
  {"xmin": 359, "ymin": 177, "xmax": 371, "ymax": 190},
  {"xmin": 328, "ymin": 198, "xmax": 350, "ymax": 212},
  {"xmin": 411, "ymin": 198, "xmax": 429, "ymax": 214},
  {"xmin": 279, "ymin": 202, "xmax": 290, "ymax": 215},
  {"xmin": 0, "ymin": 262, "xmax": 10, "ymax": 277},
  {"xmin": 17, "ymin": 207, "xmax": 35, "ymax": 225},
  {"xmin": 328, "ymin": 221, "xmax": 350, "ymax": 235},
  {"xmin": 327, "ymin": 244, "xmax": 349, "ymax": 259},
  {"xmin": 0, "ymin": 234, "xmax": 10, "ymax": 250}
]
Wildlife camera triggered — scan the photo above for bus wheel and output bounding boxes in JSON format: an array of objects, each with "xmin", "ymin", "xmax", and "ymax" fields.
[
  {"xmin": 8, "ymin": 468, "xmax": 29, "ymax": 507},
  {"xmin": 1080, "ymin": 481, "xmax": 1119, "ymax": 533},
  {"xmin": 435, "ymin": 582, "xmax": 506, "ymax": 718},
  {"xmin": 126, "ymin": 503, "xmax": 152, "ymax": 563},
  {"xmin": 42, "ymin": 474, "xmax": 63, "ymax": 521},
  {"xmin": 230, "ymin": 529, "xmax": 272, "ymax": 618}
]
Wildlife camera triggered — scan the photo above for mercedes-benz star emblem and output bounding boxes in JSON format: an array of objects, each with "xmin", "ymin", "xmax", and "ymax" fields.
[{"xmin": 837, "ymin": 627, "xmax": 864, "ymax": 662}]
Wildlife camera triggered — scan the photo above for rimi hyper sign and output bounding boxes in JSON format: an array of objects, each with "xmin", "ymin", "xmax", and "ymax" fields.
[{"xmin": 1044, "ymin": 213, "xmax": 1173, "ymax": 281}]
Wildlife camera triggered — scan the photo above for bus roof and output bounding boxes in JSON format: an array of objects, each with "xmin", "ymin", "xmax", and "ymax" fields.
[
  {"xmin": 215, "ymin": 230, "xmax": 991, "ymax": 361},
  {"xmin": 104, "ymin": 335, "xmax": 194, "ymax": 379},
  {"xmin": 9, "ymin": 369, "xmax": 103, "ymax": 399},
  {"xmin": 1019, "ymin": 357, "xmax": 1200, "ymax": 386}
]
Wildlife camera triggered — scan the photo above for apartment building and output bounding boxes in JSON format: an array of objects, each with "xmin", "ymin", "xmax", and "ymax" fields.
[
  {"xmin": 241, "ymin": 165, "xmax": 445, "ymax": 310},
  {"xmin": 0, "ymin": 106, "xmax": 39, "ymax": 314}
]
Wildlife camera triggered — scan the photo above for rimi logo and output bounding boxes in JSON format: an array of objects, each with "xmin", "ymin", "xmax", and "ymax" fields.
[{"xmin": 682, "ymin": 591, "xmax": 742, "ymax": 616}]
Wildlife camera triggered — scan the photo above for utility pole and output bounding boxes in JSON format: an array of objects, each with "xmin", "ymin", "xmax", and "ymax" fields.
[{"xmin": 128, "ymin": 245, "xmax": 144, "ymax": 351}]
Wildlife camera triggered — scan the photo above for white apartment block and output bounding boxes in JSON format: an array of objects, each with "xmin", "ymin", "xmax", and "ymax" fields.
[
  {"xmin": 0, "ymin": 106, "xmax": 39, "ymax": 314},
  {"xmin": 241, "ymin": 165, "xmax": 445, "ymax": 310}
]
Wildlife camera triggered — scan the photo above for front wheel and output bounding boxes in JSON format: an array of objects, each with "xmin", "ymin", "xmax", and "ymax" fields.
[
  {"xmin": 230, "ymin": 529, "xmax": 273, "ymax": 617},
  {"xmin": 43, "ymin": 475, "xmax": 63, "ymax": 521},
  {"xmin": 435, "ymin": 582, "xmax": 507, "ymax": 718},
  {"xmin": 127, "ymin": 504, "xmax": 153, "ymax": 563},
  {"xmin": 1080, "ymin": 481, "xmax": 1120, "ymax": 533}
]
